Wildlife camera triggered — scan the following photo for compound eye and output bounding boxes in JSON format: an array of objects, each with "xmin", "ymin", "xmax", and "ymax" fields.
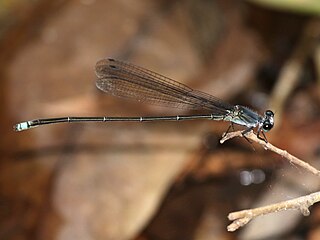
[
  {"xmin": 265, "ymin": 110, "xmax": 274, "ymax": 117},
  {"xmin": 263, "ymin": 121, "xmax": 273, "ymax": 132}
]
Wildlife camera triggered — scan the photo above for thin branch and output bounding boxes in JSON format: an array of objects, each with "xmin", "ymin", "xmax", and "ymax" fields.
[
  {"xmin": 220, "ymin": 131, "xmax": 320, "ymax": 231},
  {"xmin": 218, "ymin": 20, "xmax": 320, "ymax": 233},
  {"xmin": 227, "ymin": 191, "xmax": 320, "ymax": 232},
  {"xmin": 220, "ymin": 130, "xmax": 320, "ymax": 177}
]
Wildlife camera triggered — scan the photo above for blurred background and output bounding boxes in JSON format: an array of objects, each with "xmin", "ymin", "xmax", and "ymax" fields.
[{"xmin": 1, "ymin": 0, "xmax": 320, "ymax": 239}]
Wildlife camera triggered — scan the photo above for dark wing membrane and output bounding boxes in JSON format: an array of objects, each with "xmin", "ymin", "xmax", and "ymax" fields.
[
  {"xmin": 188, "ymin": 90, "xmax": 234, "ymax": 114},
  {"xmin": 95, "ymin": 58, "xmax": 232, "ymax": 114},
  {"xmin": 95, "ymin": 59, "xmax": 195, "ymax": 109}
]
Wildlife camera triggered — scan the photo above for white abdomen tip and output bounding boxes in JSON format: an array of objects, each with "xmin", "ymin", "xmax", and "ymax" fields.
[{"xmin": 14, "ymin": 122, "xmax": 29, "ymax": 131}]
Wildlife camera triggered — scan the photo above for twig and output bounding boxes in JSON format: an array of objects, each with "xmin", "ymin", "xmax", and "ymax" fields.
[
  {"xmin": 220, "ymin": 130, "xmax": 320, "ymax": 177},
  {"xmin": 220, "ymin": 130, "xmax": 320, "ymax": 231},
  {"xmin": 219, "ymin": 20, "xmax": 320, "ymax": 233},
  {"xmin": 227, "ymin": 191, "xmax": 320, "ymax": 232}
]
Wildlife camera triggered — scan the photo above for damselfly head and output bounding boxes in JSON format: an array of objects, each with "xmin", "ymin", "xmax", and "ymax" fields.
[{"xmin": 262, "ymin": 110, "xmax": 274, "ymax": 132}]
